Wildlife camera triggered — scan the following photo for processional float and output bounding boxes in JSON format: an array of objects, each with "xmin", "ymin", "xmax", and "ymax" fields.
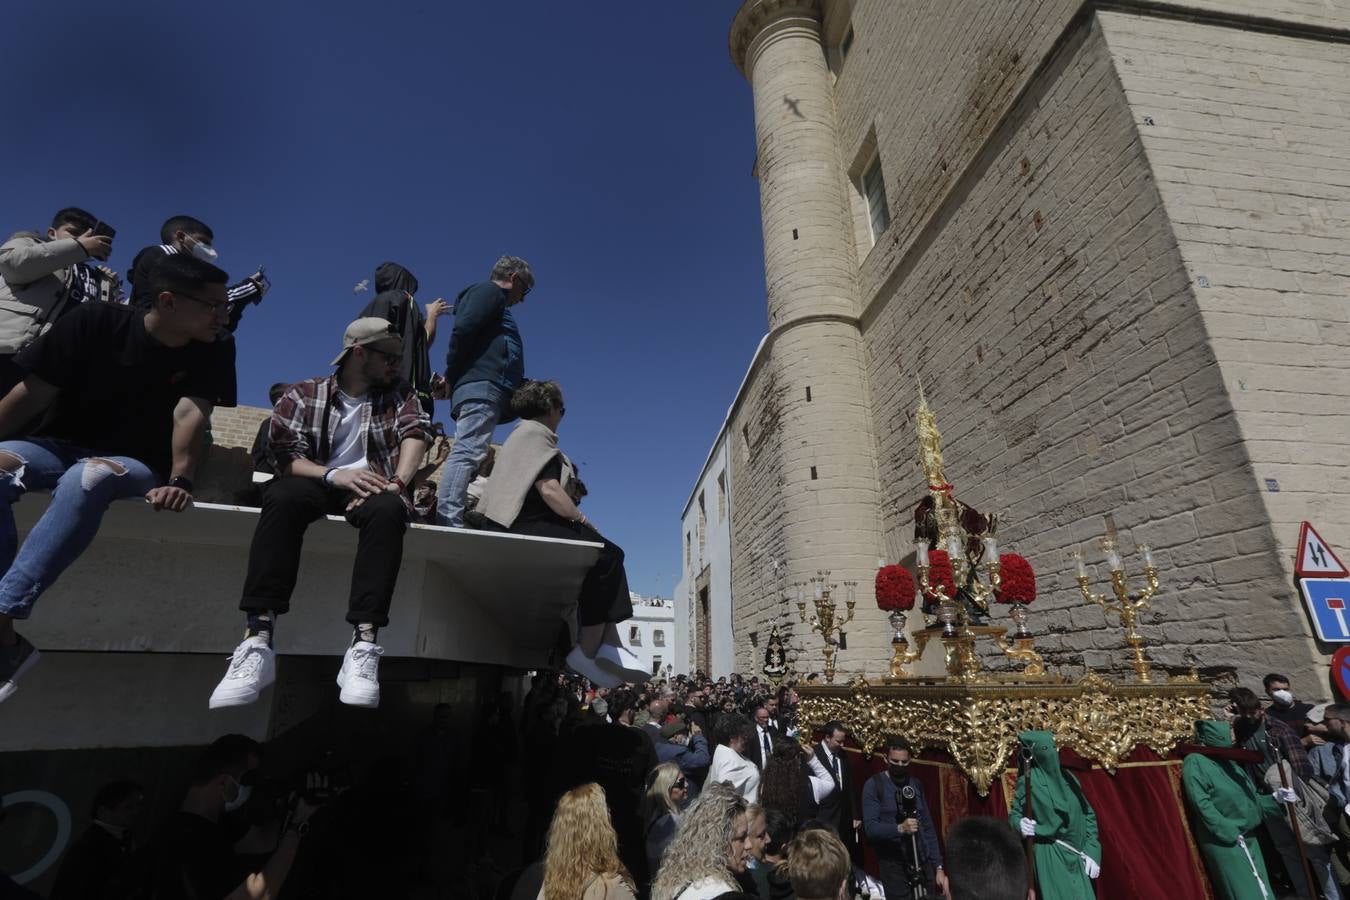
[{"xmin": 789, "ymin": 390, "xmax": 1208, "ymax": 795}]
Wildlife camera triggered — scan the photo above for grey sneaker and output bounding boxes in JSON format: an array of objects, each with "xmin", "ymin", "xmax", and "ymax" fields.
[{"xmin": 0, "ymin": 634, "xmax": 40, "ymax": 704}]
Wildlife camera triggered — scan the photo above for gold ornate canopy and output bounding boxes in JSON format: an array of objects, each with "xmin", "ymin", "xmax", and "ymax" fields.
[{"xmin": 799, "ymin": 674, "xmax": 1208, "ymax": 795}]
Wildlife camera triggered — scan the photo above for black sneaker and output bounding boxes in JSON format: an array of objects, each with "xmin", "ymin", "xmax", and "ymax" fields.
[{"xmin": 0, "ymin": 634, "xmax": 40, "ymax": 704}]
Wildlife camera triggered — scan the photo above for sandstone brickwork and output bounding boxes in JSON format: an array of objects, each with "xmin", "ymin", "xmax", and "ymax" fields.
[{"xmin": 717, "ymin": 0, "xmax": 1350, "ymax": 689}]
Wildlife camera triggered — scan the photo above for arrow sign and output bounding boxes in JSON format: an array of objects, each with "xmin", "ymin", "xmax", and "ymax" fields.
[{"xmin": 1296, "ymin": 522, "xmax": 1349, "ymax": 578}]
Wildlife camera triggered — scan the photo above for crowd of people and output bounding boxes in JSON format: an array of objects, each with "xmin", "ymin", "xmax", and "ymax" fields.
[{"xmin": 0, "ymin": 206, "xmax": 647, "ymax": 710}]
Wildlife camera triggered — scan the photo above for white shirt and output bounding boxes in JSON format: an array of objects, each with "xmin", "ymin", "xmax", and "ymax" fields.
[
  {"xmin": 807, "ymin": 747, "xmax": 844, "ymax": 805},
  {"xmin": 707, "ymin": 743, "xmax": 760, "ymax": 803},
  {"xmin": 326, "ymin": 389, "xmax": 368, "ymax": 471}
]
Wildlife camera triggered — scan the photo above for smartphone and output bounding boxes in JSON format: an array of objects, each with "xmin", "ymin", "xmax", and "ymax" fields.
[{"xmin": 91, "ymin": 220, "xmax": 115, "ymax": 240}]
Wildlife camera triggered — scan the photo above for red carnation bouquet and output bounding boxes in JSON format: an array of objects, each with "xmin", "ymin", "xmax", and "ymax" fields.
[
  {"xmin": 994, "ymin": 553, "xmax": 1036, "ymax": 604},
  {"xmin": 875, "ymin": 565, "xmax": 916, "ymax": 611},
  {"xmin": 924, "ymin": 549, "xmax": 958, "ymax": 602}
]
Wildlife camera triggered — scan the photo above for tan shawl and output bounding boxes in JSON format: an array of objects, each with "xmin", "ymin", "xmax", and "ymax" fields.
[{"xmin": 481, "ymin": 418, "xmax": 575, "ymax": 528}]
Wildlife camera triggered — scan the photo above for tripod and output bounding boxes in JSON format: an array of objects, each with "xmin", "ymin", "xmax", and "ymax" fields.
[{"xmin": 897, "ymin": 784, "xmax": 929, "ymax": 898}]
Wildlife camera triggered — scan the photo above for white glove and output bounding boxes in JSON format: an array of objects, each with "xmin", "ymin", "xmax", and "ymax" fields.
[
  {"xmin": 1019, "ymin": 817, "xmax": 1037, "ymax": 837},
  {"xmin": 1236, "ymin": 834, "xmax": 1248, "ymax": 849},
  {"xmin": 1084, "ymin": 858, "xmax": 1101, "ymax": 879},
  {"xmin": 1274, "ymin": 787, "xmax": 1298, "ymax": 804}
]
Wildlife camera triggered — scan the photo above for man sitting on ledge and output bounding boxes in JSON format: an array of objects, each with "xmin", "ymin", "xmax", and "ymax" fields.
[
  {"xmin": 0, "ymin": 254, "xmax": 237, "ymax": 703},
  {"xmin": 209, "ymin": 317, "xmax": 430, "ymax": 710}
]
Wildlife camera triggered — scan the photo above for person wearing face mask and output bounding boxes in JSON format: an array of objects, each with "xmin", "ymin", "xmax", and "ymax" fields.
[
  {"xmin": 863, "ymin": 737, "xmax": 942, "ymax": 899},
  {"xmin": 128, "ymin": 215, "xmax": 269, "ymax": 333},
  {"xmin": 0, "ymin": 207, "xmax": 121, "ymax": 396},
  {"xmin": 148, "ymin": 734, "xmax": 314, "ymax": 900},
  {"xmin": 1262, "ymin": 673, "xmax": 1314, "ymax": 732},
  {"xmin": 1227, "ymin": 685, "xmax": 1315, "ymax": 898}
]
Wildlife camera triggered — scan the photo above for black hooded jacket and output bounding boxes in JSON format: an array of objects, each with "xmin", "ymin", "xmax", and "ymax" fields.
[{"xmin": 360, "ymin": 261, "xmax": 430, "ymax": 406}]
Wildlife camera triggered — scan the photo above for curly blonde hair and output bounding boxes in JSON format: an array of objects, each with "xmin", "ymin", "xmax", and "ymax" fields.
[
  {"xmin": 542, "ymin": 783, "xmax": 633, "ymax": 900},
  {"xmin": 651, "ymin": 782, "xmax": 748, "ymax": 900}
]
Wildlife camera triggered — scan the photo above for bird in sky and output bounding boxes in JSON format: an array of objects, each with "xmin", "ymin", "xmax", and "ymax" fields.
[{"xmin": 353, "ymin": 279, "xmax": 370, "ymax": 294}]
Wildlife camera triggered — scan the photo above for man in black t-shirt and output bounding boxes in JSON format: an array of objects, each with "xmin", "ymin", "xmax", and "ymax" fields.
[
  {"xmin": 0, "ymin": 254, "xmax": 237, "ymax": 705},
  {"xmin": 148, "ymin": 734, "xmax": 315, "ymax": 900}
]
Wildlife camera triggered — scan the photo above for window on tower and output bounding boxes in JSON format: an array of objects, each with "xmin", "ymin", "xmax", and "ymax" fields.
[{"xmin": 862, "ymin": 155, "xmax": 890, "ymax": 241}]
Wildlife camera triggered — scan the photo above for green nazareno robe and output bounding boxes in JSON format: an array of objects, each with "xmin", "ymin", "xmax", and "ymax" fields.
[
  {"xmin": 1181, "ymin": 720, "xmax": 1281, "ymax": 900},
  {"xmin": 1007, "ymin": 731, "xmax": 1100, "ymax": 900}
]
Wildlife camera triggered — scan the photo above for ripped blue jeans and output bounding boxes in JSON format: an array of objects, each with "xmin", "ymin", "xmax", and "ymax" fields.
[{"xmin": 0, "ymin": 439, "xmax": 158, "ymax": 620}]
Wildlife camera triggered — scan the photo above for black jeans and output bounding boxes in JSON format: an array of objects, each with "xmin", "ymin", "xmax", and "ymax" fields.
[
  {"xmin": 240, "ymin": 475, "xmax": 407, "ymax": 627},
  {"xmin": 508, "ymin": 515, "xmax": 632, "ymax": 626}
]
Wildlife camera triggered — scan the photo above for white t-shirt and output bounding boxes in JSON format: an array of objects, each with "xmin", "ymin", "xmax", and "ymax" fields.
[{"xmin": 326, "ymin": 389, "xmax": 368, "ymax": 471}]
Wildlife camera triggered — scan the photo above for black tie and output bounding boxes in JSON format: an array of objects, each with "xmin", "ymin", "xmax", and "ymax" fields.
[
  {"xmin": 832, "ymin": 752, "xmax": 841, "ymax": 784},
  {"xmin": 763, "ymin": 729, "xmax": 772, "ymax": 759}
]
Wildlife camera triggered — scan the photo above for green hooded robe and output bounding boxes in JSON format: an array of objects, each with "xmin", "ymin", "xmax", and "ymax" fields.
[
  {"xmin": 1007, "ymin": 731, "xmax": 1100, "ymax": 900},
  {"xmin": 1181, "ymin": 720, "xmax": 1281, "ymax": 900}
]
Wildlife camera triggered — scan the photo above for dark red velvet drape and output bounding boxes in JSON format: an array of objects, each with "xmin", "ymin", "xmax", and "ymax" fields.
[{"xmin": 841, "ymin": 743, "xmax": 1213, "ymax": 900}]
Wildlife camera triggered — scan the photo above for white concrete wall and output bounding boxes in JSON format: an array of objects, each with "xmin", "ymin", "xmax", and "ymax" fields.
[
  {"xmin": 625, "ymin": 596, "xmax": 676, "ymax": 678},
  {"xmin": 674, "ymin": 433, "xmax": 736, "ymax": 676}
]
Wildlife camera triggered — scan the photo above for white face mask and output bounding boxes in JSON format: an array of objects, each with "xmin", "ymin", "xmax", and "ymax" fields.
[
  {"xmin": 223, "ymin": 777, "xmax": 251, "ymax": 813},
  {"xmin": 190, "ymin": 240, "xmax": 219, "ymax": 264},
  {"xmin": 1272, "ymin": 690, "xmax": 1294, "ymax": 706}
]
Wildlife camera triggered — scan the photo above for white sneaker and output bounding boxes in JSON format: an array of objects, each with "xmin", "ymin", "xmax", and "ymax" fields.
[
  {"xmin": 566, "ymin": 645, "xmax": 621, "ymax": 688},
  {"xmin": 596, "ymin": 641, "xmax": 652, "ymax": 684},
  {"xmin": 337, "ymin": 641, "xmax": 383, "ymax": 707},
  {"xmin": 208, "ymin": 637, "xmax": 276, "ymax": 709}
]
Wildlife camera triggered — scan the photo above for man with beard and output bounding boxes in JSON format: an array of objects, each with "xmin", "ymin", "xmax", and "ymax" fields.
[
  {"xmin": 863, "ymin": 737, "xmax": 942, "ymax": 899},
  {"xmin": 208, "ymin": 318, "xmax": 431, "ymax": 710}
]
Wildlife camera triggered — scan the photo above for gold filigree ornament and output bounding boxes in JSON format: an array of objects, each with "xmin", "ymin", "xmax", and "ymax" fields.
[{"xmin": 796, "ymin": 674, "xmax": 1208, "ymax": 795}]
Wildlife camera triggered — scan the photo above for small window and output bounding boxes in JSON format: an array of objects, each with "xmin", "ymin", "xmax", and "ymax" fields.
[
  {"xmin": 685, "ymin": 532, "xmax": 691, "ymax": 568},
  {"xmin": 629, "ymin": 626, "xmax": 642, "ymax": 647},
  {"xmin": 717, "ymin": 471, "xmax": 727, "ymax": 522},
  {"xmin": 862, "ymin": 156, "xmax": 890, "ymax": 241},
  {"xmin": 840, "ymin": 25, "xmax": 855, "ymax": 62},
  {"xmin": 654, "ymin": 629, "xmax": 666, "ymax": 647},
  {"xmin": 652, "ymin": 655, "xmax": 663, "ymax": 675}
]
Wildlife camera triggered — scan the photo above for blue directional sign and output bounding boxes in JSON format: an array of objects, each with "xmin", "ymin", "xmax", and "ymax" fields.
[{"xmin": 1300, "ymin": 577, "xmax": 1350, "ymax": 643}]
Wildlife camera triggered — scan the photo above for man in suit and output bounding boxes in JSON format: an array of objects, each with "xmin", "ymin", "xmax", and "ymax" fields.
[
  {"xmin": 808, "ymin": 720, "xmax": 862, "ymax": 863},
  {"xmin": 751, "ymin": 705, "xmax": 780, "ymax": 770}
]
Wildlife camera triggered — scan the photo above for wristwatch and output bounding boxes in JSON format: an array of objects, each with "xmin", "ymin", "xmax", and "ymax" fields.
[
  {"xmin": 286, "ymin": 818, "xmax": 310, "ymax": 838},
  {"xmin": 168, "ymin": 476, "xmax": 194, "ymax": 493}
]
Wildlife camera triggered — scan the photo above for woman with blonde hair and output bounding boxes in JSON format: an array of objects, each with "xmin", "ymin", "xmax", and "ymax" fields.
[
  {"xmin": 643, "ymin": 762, "xmax": 690, "ymax": 877},
  {"xmin": 651, "ymin": 782, "xmax": 754, "ymax": 900},
  {"xmin": 539, "ymin": 783, "xmax": 637, "ymax": 900}
]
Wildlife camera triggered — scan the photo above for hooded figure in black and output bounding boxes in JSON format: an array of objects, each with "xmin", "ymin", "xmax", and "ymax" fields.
[{"xmin": 360, "ymin": 262, "xmax": 432, "ymax": 414}]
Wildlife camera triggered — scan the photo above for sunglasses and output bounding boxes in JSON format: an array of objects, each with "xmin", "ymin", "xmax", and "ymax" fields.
[
  {"xmin": 673, "ymin": 778, "xmax": 688, "ymax": 790},
  {"xmin": 365, "ymin": 346, "xmax": 403, "ymax": 365}
]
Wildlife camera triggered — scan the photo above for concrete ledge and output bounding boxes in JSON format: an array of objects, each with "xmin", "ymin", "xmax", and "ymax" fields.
[{"xmin": 14, "ymin": 497, "xmax": 602, "ymax": 670}]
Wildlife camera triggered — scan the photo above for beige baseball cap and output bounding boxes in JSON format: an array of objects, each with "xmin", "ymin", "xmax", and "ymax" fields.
[{"xmin": 331, "ymin": 317, "xmax": 399, "ymax": 366}]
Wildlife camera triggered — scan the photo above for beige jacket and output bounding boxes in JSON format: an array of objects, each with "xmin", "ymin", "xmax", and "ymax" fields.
[
  {"xmin": 536, "ymin": 872, "xmax": 637, "ymax": 900},
  {"xmin": 0, "ymin": 232, "xmax": 89, "ymax": 355}
]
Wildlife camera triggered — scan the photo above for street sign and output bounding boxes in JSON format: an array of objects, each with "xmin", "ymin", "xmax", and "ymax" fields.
[
  {"xmin": 1333, "ymin": 647, "xmax": 1350, "ymax": 700},
  {"xmin": 1297, "ymin": 522, "xmax": 1349, "ymax": 578},
  {"xmin": 1300, "ymin": 577, "xmax": 1350, "ymax": 642}
]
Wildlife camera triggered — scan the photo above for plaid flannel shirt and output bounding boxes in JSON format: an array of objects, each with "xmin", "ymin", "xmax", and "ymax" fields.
[
  {"xmin": 268, "ymin": 375, "xmax": 431, "ymax": 515},
  {"xmin": 1240, "ymin": 715, "xmax": 1312, "ymax": 784}
]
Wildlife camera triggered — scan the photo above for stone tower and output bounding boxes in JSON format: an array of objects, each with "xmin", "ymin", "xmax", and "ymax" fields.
[{"xmin": 729, "ymin": 0, "xmax": 890, "ymax": 673}]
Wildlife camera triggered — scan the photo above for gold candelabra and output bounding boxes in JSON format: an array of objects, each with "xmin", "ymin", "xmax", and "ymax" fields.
[
  {"xmin": 795, "ymin": 572, "xmax": 855, "ymax": 683},
  {"xmin": 1074, "ymin": 518, "xmax": 1161, "ymax": 682}
]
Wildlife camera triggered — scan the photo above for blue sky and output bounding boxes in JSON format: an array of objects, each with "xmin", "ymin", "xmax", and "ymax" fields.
[{"xmin": 3, "ymin": 2, "xmax": 768, "ymax": 596}]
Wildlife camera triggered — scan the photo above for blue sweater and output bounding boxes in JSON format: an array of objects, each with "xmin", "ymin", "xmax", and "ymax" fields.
[{"xmin": 861, "ymin": 771, "xmax": 943, "ymax": 869}]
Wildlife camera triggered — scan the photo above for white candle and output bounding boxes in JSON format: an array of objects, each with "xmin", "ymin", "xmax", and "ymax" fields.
[
  {"xmin": 1105, "ymin": 545, "xmax": 1123, "ymax": 573},
  {"xmin": 915, "ymin": 541, "xmax": 930, "ymax": 567},
  {"xmin": 1141, "ymin": 544, "xmax": 1155, "ymax": 569},
  {"xmin": 814, "ymin": 581, "xmax": 823, "ymax": 600},
  {"xmin": 982, "ymin": 536, "xmax": 998, "ymax": 564},
  {"xmin": 946, "ymin": 532, "xmax": 963, "ymax": 559},
  {"xmin": 796, "ymin": 584, "xmax": 804, "ymax": 604},
  {"xmin": 1073, "ymin": 551, "xmax": 1088, "ymax": 579}
]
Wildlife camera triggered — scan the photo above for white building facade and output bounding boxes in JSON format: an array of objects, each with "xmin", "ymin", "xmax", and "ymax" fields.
[
  {"xmin": 673, "ymin": 428, "xmax": 736, "ymax": 677},
  {"xmin": 625, "ymin": 593, "xmax": 677, "ymax": 678}
]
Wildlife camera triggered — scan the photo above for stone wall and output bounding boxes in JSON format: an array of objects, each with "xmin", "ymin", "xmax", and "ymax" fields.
[
  {"xmin": 1102, "ymin": 9, "xmax": 1350, "ymax": 608},
  {"xmin": 727, "ymin": 355, "xmax": 792, "ymax": 674}
]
